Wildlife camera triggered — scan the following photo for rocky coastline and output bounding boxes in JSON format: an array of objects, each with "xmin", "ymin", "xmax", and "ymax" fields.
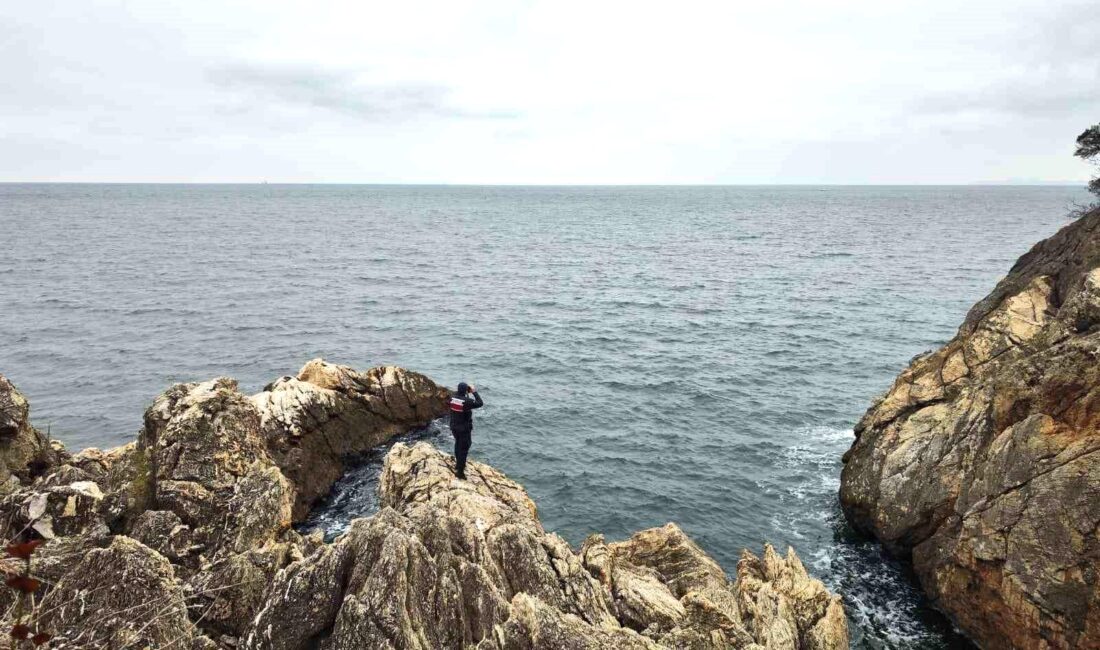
[
  {"xmin": 840, "ymin": 209, "xmax": 1100, "ymax": 649},
  {"xmin": 0, "ymin": 359, "xmax": 848, "ymax": 649}
]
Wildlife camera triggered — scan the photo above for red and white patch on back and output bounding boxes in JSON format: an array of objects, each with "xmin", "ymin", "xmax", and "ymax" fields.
[{"xmin": 449, "ymin": 398, "xmax": 465, "ymax": 412}]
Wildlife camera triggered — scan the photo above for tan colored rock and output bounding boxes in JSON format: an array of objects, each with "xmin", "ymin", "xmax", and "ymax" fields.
[
  {"xmin": 251, "ymin": 358, "xmax": 450, "ymax": 519},
  {"xmin": 0, "ymin": 374, "xmax": 64, "ymax": 493},
  {"xmin": 841, "ymin": 209, "xmax": 1100, "ymax": 648},
  {"xmin": 140, "ymin": 377, "xmax": 294, "ymax": 565},
  {"xmin": 0, "ymin": 363, "xmax": 848, "ymax": 650},
  {"xmin": 478, "ymin": 593, "xmax": 661, "ymax": 650},
  {"xmin": 0, "ymin": 362, "xmax": 458, "ymax": 649},
  {"xmin": 247, "ymin": 443, "xmax": 847, "ymax": 650}
]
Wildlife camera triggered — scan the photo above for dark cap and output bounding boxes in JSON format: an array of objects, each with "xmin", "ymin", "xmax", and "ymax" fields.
[{"xmin": 457, "ymin": 382, "xmax": 469, "ymax": 394}]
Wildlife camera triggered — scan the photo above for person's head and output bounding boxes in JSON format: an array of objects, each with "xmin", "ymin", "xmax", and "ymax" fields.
[{"xmin": 457, "ymin": 381, "xmax": 469, "ymax": 396}]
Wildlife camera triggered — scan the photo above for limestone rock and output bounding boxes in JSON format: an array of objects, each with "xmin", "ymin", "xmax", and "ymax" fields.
[
  {"xmin": 478, "ymin": 593, "xmax": 661, "ymax": 650},
  {"xmin": 34, "ymin": 536, "xmax": 207, "ymax": 649},
  {"xmin": 251, "ymin": 358, "xmax": 450, "ymax": 520},
  {"xmin": 0, "ymin": 362, "xmax": 847, "ymax": 650},
  {"xmin": 140, "ymin": 377, "xmax": 294, "ymax": 566},
  {"xmin": 0, "ymin": 362, "xmax": 458, "ymax": 649},
  {"xmin": 582, "ymin": 525, "xmax": 845, "ymax": 649},
  {"xmin": 0, "ymin": 374, "xmax": 64, "ymax": 493},
  {"xmin": 247, "ymin": 442, "xmax": 846, "ymax": 650},
  {"xmin": 841, "ymin": 209, "xmax": 1100, "ymax": 648}
]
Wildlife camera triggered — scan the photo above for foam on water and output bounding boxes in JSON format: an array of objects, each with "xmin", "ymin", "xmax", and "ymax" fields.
[{"xmin": 1, "ymin": 184, "xmax": 1089, "ymax": 648}]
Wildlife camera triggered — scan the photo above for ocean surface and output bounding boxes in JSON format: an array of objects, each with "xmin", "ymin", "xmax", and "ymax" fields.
[{"xmin": 1, "ymin": 184, "xmax": 1089, "ymax": 648}]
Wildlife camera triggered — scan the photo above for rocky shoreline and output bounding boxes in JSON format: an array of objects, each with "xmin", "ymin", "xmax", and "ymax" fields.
[
  {"xmin": 840, "ymin": 209, "xmax": 1100, "ymax": 649},
  {"xmin": 0, "ymin": 359, "xmax": 848, "ymax": 649}
]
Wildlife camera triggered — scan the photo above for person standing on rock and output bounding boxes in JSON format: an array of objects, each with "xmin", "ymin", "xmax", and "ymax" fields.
[{"xmin": 448, "ymin": 382, "xmax": 483, "ymax": 479}]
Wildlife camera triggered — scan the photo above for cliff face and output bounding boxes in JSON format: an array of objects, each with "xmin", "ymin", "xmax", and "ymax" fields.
[
  {"xmin": 0, "ymin": 361, "xmax": 848, "ymax": 649},
  {"xmin": 840, "ymin": 210, "xmax": 1100, "ymax": 649}
]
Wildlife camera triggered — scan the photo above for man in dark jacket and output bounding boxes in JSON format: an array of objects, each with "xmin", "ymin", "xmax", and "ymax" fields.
[{"xmin": 448, "ymin": 382, "xmax": 483, "ymax": 479}]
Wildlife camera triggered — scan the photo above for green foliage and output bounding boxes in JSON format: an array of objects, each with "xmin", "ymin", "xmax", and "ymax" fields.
[
  {"xmin": 1075, "ymin": 123, "xmax": 1100, "ymax": 203},
  {"xmin": 1076, "ymin": 125, "xmax": 1100, "ymax": 161}
]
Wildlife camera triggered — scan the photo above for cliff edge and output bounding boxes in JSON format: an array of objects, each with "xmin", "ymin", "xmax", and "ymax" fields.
[{"xmin": 840, "ymin": 210, "xmax": 1100, "ymax": 649}]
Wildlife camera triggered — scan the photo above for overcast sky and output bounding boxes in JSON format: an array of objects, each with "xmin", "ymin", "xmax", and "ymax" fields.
[{"xmin": 2, "ymin": 0, "xmax": 1097, "ymax": 183}]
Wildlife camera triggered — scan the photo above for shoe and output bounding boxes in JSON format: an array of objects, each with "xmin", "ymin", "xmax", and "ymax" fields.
[{"xmin": 456, "ymin": 473, "xmax": 467, "ymax": 480}]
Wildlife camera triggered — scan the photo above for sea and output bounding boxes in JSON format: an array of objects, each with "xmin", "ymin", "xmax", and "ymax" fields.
[{"xmin": 1, "ymin": 183, "xmax": 1089, "ymax": 648}]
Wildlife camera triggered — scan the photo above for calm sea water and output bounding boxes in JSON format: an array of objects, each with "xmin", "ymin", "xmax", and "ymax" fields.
[{"xmin": 1, "ymin": 184, "xmax": 1088, "ymax": 648}]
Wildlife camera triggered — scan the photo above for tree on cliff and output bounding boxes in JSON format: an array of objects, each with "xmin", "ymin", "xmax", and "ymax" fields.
[{"xmin": 1074, "ymin": 123, "xmax": 1100, "ymax": 208}]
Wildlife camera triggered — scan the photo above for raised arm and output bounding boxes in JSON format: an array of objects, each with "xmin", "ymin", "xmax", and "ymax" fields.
[{"xmin": 468, "ymin": 390, "xmax": 484, "ymax": 409}]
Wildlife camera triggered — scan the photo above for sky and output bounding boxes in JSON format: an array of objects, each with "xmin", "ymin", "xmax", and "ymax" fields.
[{"xmin": 1, "ymin": 0, "xmax": 1097, "ymax": 184}]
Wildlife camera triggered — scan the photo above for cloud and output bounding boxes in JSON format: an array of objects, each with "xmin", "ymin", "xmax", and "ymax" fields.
[
  {"xmin": 207, "ymin": 64, "xmax": 516, "ymax": 122},
  {"xmin": 910, "ymin": 1, "xmax": 1100, "ymax": 121},
  {"xmin": 915, "ymin": 81, "xmax": 1100, "ymax": 120}
]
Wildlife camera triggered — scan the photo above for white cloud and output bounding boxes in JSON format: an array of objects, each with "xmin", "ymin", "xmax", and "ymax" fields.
[{"xmin": 0, "ymin": 0, "xmax": 1095, "ymax": 183}]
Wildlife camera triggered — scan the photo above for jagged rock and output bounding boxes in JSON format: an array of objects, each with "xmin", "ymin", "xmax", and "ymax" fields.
[
  {"xmin": 583, "ymin": 525, "xmax": 845, "ymax": 649},
  {"xmin": 0, "ymin": 363, "xmax": 456, "ymax": 648},
  {"xmin": 134, "ymin": 377, "xmax": 300, "ymax": 639},
  {"xmin": 250, "ymin": 358, "xmax": 450, "ymax": 520},
  {"xmin": 841, "ymin": 209, "xmax": 1100, "ymax": 648},
  {"xmin": 0, "ymin": 374, "xmax": 64, "ymax": 493},
  {"xmin": 68, "ymin": 441, "xmax": 156, "ymax": 530},
  {"xmin": 247, "ymin": 442, "xmax": 846, "ymax": 650},
  {"xmin": 0, "ymin": 363, "xmax": 847, "ymax": 650},
  {"xmin": 24, "ymin": 478, "xmax": 105, "ymax": 539},
  {"xmin": 478, "ymin": 593, "xmax": 661, "ymax": 649},
  {"xmin": 130, "ymin": 509, "xmax": 193, "ymax": 561},
  {"xmin": 135, "ymin": 377, "xmax": 294, "ymax": 566},
  {"xmin": 34, "ymin": 535, "xmax": 209, "ymax": 649}
]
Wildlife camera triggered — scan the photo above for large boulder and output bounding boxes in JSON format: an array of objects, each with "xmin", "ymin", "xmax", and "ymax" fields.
[
  {"xmin": 246, "ymin": 442, "xmax": 847, "ymax": 650},
  {"xmin": 139, "ymin": 377, "xmax": 295, "ymax": 567},
  {"xmin": 33, "ymin": 536, "xmax": 214, "ymax": 649},
  {"xmin": 841, "ymin": 209, "xmax": 1100, "ymax": 648},
  {"xmin": 251, "ymin": 358, "xmax": 450, "ymax": 520}
]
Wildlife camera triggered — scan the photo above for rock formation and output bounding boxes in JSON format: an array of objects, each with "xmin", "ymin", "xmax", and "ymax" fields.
[
  {"xmin": 0, "ymin": 360, "xmax": 847, "ymax": 649},
  {"xmin": 0, "ymin": 359, "xmax": 447, "ymax": 647},
  {"xmin": 252, "ymin": 359, "xmax": 450, "ymax": 519},
  {"xmin": 0, "ymin": 375, "xmax": 66, "ymax": 494},
  {"xmin": 246, "ymin": 442, "xmax": 848, "ymax": 650},
  {"xmin": 841, "ymin": 209, "xmax": 1100, "ymax": 649}
]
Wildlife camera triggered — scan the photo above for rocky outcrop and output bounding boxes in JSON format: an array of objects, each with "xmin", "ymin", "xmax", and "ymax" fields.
[
  {"xmin": 841, "ymin": 209, "xmax": 1100, "ymax": 649},
  {"xmin": 0, "ymin": 360, "xmax": 448, "ymax": 648},
  {"xmin": 0, "ymin": 361, "xmax": 846, "ymax": 649},
  {"xmin": 247, "ymin": 442, "xmax": 848, "ymax": 650},
  {"xmin": 35, "ymin": 536, "xmax": 216, "ymax": 650},
  {"xmin": 252, "ymin": 358, "xmax": 450, "ymax": 519},
  {"xmin": 0, "ymin": 375, "xmax": 65, "ymax": 494}
]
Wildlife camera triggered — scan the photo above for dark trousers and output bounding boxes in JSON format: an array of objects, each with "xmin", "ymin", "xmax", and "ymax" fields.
[{"xmin": 453, "ymin": 430, "xmax": 472, "ymax": 477}]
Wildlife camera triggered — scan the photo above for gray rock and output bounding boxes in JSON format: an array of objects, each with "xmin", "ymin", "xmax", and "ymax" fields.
[{"xmin": 35, "ymin": 536, "xmax": 209, "ymax": 649}]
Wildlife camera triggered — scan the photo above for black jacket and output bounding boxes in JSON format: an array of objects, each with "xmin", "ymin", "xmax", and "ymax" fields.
[{"xmin": 448, "ymin": 391, "xmax": 483, "ymax": 433}]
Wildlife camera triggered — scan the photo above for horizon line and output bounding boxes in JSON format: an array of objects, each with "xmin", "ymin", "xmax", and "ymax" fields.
[{"xmin": 0, "ymin": 181, "xmax": 1088, "ymax": 187}]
